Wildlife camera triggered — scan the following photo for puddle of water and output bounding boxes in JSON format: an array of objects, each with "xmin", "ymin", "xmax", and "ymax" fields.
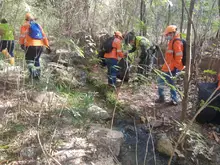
[{"xmin": 115, "ymin": 119, "xmax": 175, "ymax": 165}]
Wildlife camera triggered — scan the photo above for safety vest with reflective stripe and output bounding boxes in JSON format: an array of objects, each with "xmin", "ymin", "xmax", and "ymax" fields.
[
  {"xmin": 19, "ymin": 21, "xmax": 49, "ymax": 47},
  {"xmin": 104, "ymin": 37, "xmax": 125, "ymax": 59},
  {"xmin": 162, "ymin": 34, "xmax": 184, "ymax": 72}
]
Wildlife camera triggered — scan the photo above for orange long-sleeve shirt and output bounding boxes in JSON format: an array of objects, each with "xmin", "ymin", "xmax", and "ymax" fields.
[
  {"xmin": 19, "ymin": 21, "xmax": 49, "ymax": 47},
  {"xmin": 162, "ymin": 33, "xmax": 184, "ymax": 72},
  {"xmin": 104, "ymin": 37, "xmax": 125, "ymax": 60}
]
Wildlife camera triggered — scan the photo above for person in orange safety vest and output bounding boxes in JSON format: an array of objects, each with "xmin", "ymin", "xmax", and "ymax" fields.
[
  {"xmin": 19, "ymin": 12, "xmax": 51, "ymax": 80},
  {"xmin": 156, "ymin": 25, "xmax": 184, "ymax": 105},
  {"xmin": 104, "ymin": 31, "xmax": 127, "ymax": 87}
]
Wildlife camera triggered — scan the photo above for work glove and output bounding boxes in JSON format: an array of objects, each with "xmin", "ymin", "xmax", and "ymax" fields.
[
  {"xmin": 46, "ymin": 46, "xmax": 52, "ymax": 54},
  {"xmin": 20, "ymin": 44, "xmax": 25, "ymax": 51}
]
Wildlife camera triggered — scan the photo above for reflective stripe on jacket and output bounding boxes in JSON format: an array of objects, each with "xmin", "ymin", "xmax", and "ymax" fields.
[
  {"xmin": 162, "ymin": 34, "xmax": 184, "ymax": 72},
  {"xmin": 19, "ymin": 21, "xmax": 49, "ymax": 47},
  {"xmin": 104, "ymin": 37, "xmax": 124, "ymax": 59}
]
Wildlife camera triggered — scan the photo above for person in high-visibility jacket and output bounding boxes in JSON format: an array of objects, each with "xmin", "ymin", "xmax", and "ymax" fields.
[
  {"xmin": 104, "ymin": 31, "xmax": 127, "ymax": 87},
  {"xmin": 19, "ymin": 13, "xmax": 51, "ymax": 79},
  {"xmin": 156, "ymin": 25, "xmax": 184, "ymax": 105},
  {"xmin": 124, "ymin": 32, "xmax": 157, "ymax": 76},
  {"xmin": 0, "ymin": 18, "xmax": 15, "ymax": 65}
]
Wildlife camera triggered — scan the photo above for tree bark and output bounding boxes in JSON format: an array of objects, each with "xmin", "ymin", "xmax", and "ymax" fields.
[
  {"xmin": 181, "ymin": 0, "xmax": 196, "ymax": 121},
  {"xmin": 217, "ymin": 0, "xmax": 220, "ymax": 38},
  {"xmin": 167, "ymin": 4, "xmax": 171, "ymax": 26},
  {"xmin": 180, "ymin": 0, "xmax": 184, "ymax": 38},
  {"xmin": 140, "ymin": 0, "xmax": 146, "ymax": 36}
]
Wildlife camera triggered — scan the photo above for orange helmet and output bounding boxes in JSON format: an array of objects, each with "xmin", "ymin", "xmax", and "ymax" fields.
[
  {"xmin": 164, "ymin": 25, "xmax": 177, "ymax": 35},
  {"xmin": 114, "ymin": 31, "xmax": 123, "ymax": 39},
  {"xmin": 25, "ymin": 13, "xmax": 34, "ymax": 21}
]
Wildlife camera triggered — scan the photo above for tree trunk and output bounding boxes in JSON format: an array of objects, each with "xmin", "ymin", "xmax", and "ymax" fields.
[
  {"xmin": 181, "ymin": 0, "xmax": 196, "ymax": 121},
  {"xmin": 217, "ymin": 0, "xmax": 220, "ymax": 38},
  {"xmin": 167, "ymin": 4, "xmax": 171, "ymax": 26},
  {"xmin": 180, "ymin": 0, "xmax": 184, "ymax": 38},
  {"xmin": 140, "ymin": 0, "xmax": 146, "ymax": 36}
]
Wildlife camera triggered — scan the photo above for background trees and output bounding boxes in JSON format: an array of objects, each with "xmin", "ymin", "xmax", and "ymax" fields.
[{"xmin": 0, "ymin": 0, "xmax": 218, "ymax": 42}]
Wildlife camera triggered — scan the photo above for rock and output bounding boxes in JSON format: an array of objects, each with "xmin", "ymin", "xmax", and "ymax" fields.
[
  {"xmin": 8, "ymin": 160, "xmax": 37, "ymax": 165},
  {"xmin": 57, "ymin": 59, "xmax": 69, "ymax": 67},
  {"xmin": 47, "ymin": 62, "xmax": 66, "ymax": 70},
  {"xmin": 53, "ymin": 48, "xmax": 84, "ymax": 66},
  {"xmin": 0, "ymin": 60, "xmax": 10, "ymax": 70},
  {"xmin": 30, "ymin": 91, "xmax": 67, "ymax": 108},
  {"xmin": 175, "ymin": 149, "xmax": 185, "ymax": 158},
  {"xmin": 51, "ymin": 137, "xmax": 96, "ymax": 165},
  {"xmin": 91, "ymin": 157, "xmax": 118, "ymax": 165},
  {"xmin": 55, "ymin": 49, "xmax": 71, "ymax": 55},
  {"xmin": 148, "ymin": 119, "xmax": 163, "ymax": 128},
  {"xmin": 125, "ymin": 104, "xmax": 143, "ymax": 114},
  {"xmin": 87, "ymin": 125, "xmax": 124, "ymax": 156},
  {"xmin": 87, "ymin": 104, "xmax": 110, "ymax": 120},
  {"xmin": 56, "ymin": 76, "xmax": 80, "ymax": 88},
  {"xmin": 47, "ymin": 63, "xmax": 81, "ymax": 88},
  {"xmin": 20, "ymin": 147, "xmax": 38, "ymax": 159},
  {"xmin": 0, "ymin": 152, "xmax": 7, "ymax": 160},
  {"xmin": 0, "ymin": 66, "xmax": 23, "ymax": 90},
  {"xmin": 156, "ymin": 133, "xmax": 174, "ymax": 156}
]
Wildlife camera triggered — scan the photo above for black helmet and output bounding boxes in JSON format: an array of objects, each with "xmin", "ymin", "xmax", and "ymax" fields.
[
  {"xmin": 1, "ymin": 18, "xmax": 7, "ymax": 24},
  {"xmin": 124, "ymin": 31, "xmax": 135, "ymax": 45}
]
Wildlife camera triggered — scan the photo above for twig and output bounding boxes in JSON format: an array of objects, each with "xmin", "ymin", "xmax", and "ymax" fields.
[
  {"xmin": 143, "ymin": 126, "xmax": 151, "ymax": 165},
  {"xmin": 134, "ymin": 118, "xmax": 139, "ymax": 165},
  {"xmin": 36, "ymin": 91, "xmax": 62, "ymax": 165}
]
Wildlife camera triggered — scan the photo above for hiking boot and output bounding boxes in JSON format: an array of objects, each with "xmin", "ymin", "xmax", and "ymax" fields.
[
  {"xmin": 166, "ymin": 100, "xmax": 178, "ymax": 106},
  {"xmin": 155, "ymin": 96, "xmax": 165, "ymax": 103}
]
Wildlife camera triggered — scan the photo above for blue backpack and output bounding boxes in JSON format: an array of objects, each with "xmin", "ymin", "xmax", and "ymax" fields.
[{"xmin": 29, "ymin": 21, "xmax": 43, "ymax": 40}]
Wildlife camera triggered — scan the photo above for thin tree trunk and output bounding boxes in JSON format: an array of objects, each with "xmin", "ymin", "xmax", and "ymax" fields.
[
  {"xmin": 140, "ymin": 0, "xmax": 146, "ymax": 36},
  {"xmin": 181, "ymin": 0, "xmax": 196, "ymax": 121},
  {"xmin": 180, "ymin": 0, "xmax": 184, "ymax": 38},
  {"xmin": 167, "ymin": 4, "xmax": 171, "ymax": 26},
  {"xmin": 216, "ymin": 0, "xmax": 220, "ymax": 38}
]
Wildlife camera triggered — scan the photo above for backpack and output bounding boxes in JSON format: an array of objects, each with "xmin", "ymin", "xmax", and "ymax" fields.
[
  {"xmin": 97, "ymin": 36, "xmax": 115, "ymax": 66},
  {"xmin": 102, "ymin": 36, "xmax": 115, "ymax": 53},
  {"xmin": 172, "ymin": 38, "xmax": 186, "ymax": 66},
  {"xmin": 29, "ymin": 21, "xmax": 43, "ymax": 40}
]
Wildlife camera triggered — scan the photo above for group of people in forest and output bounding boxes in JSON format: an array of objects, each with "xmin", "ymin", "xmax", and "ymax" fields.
[
  {"xmin": 0, "ymin": 13, "xmax": 51, "ymax": 80},
  {"xmin": 0, "ymin": 13, "xmax": 219, "ymax": 106},
  {"xmin": 103, "ymin": 25, "xmax": 185, "ymax": 106}
]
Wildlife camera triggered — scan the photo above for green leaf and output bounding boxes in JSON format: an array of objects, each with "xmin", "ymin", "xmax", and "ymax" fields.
[
  {"xmin": 203, "ymin": 69, "xmax": 217, "ymax": 75},
  {"xmin": 180, "ymin": 33, "xmax": 187, "ymax": 39}
]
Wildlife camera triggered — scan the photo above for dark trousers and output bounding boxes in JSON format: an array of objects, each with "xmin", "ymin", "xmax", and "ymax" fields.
[
  {"xmin": 25, "ymin": 46, "xmax": 43, "ymax": 78},
  {"xmin": 0, "ymin": 40, "xmax": 15, "ymax": 57},
  {"xmin": 138, "ymin": 46, "xmax": 154, "ymax": 76},
  {"xmin": 105, "ymin": 58, "xmax": 118, "ymax": 86},
  {"xmin": 25, "ymin": 46, "xmax": 43, "ymax": 67}
]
